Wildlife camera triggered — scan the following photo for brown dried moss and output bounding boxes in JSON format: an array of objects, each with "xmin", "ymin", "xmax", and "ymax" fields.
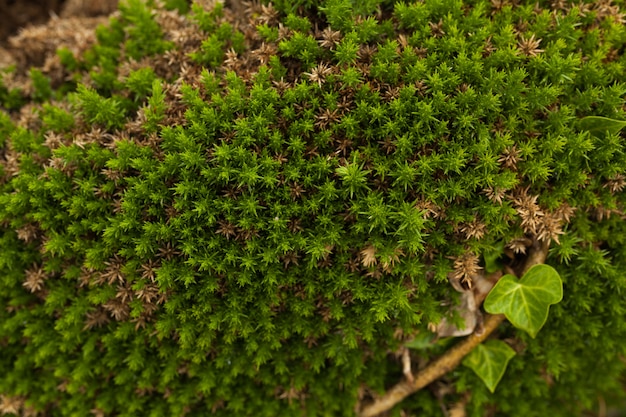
[{"xmin": 0, "ymin": 0, "xmax": 117, "ymax": 70}]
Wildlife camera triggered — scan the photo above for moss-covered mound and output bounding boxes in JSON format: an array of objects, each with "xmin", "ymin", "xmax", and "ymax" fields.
[{"xmin": 1, "ymin": 0, "xmax": 625, "ymax": 416}]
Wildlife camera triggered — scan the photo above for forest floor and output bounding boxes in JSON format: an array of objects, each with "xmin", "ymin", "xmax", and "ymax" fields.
[{"xmin": 0, "ymin": 0, "xmax": 117, "ymax": 68}]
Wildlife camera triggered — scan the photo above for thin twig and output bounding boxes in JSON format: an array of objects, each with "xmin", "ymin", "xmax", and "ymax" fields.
[{"xmin": 358, "ymin": 240, "xmax": 550, "ymax": 417}]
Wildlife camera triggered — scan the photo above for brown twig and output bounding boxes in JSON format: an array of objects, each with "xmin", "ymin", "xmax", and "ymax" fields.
[{"xmin": 358, "ymin": 240, "xmax": 550, "ymax": 417}]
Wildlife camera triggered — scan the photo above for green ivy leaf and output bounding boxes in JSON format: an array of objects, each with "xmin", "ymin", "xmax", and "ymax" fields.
[
  {"xmin": 483, "ymin": 241, "xmax": 505, "ymax": 274},
  {"xmin": 484, "ymin": 264, "xmax": 563, "ymax": 338},
  {"xmin": 463, "ymin": 339, "xmax": 516, "ymax": 393},
  {"xmin": 578, "ymin": 116, "xmax": 626, "ymax": 137},
  {"xmin": 404, "ymin": 332, "xmax": 436, "ymax": 350}
]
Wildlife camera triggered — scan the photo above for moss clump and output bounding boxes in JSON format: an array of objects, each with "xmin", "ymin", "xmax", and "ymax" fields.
[{"xmin": 1, "ymin": 0, "xmax": 626, "ymax": 416}]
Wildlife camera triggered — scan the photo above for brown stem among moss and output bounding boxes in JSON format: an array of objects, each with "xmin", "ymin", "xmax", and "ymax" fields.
[{"xmin": 358, "ymin": 240, "xmax": 550, "ymax": 417}]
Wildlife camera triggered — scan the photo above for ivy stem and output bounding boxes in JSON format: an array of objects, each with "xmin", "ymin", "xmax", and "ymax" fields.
[{"xmin": 358, "ymin": 240, "xmax": 550, "ymax": 417}]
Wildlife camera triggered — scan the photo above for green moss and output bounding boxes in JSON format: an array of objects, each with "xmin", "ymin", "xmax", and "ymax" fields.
[{"xmin": 0, "ymin": 0, "xmax": 625, "ymax": 416}]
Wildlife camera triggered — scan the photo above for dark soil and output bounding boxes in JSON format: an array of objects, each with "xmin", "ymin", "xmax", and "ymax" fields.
[{"xmin": 0, "ymin": 0, "xmax": 66, "ymax": 43}]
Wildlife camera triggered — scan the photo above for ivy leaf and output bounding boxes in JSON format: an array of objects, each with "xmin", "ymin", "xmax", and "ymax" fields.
[
  {"xmin": 578, "ymin": 116, "xmax": 626, "ymax": 137},
  {"xmin": 462, "ymin": 339, "xmax": 516, "ymax": 393},
  {"xmin": 484, "ymin": 264, "xmax": 563, "ymax": 338},
  {"xmin": 483, "ymin": 242, "xmax": 505, "ymax": 274},
  {"xmin": 404, "ymin": 332, "xmax": 436, "ymax": 350}
]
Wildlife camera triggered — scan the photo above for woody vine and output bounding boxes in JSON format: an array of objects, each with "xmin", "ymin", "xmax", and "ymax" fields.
[{"xmin": 359, "ymin": 240, "xmax": 555, "ymax": 416}]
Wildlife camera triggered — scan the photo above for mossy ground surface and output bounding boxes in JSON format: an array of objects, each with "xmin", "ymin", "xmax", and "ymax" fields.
[{"xmin": 1, "ymin": 0, "xmax": 626, "ymax": 416}]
